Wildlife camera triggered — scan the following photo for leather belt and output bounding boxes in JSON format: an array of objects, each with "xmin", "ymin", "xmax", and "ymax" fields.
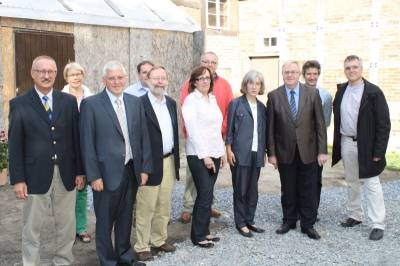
[
  {"xmin": 163, "ymin": 152, "xmax": 173, "ymax": 158},
  {"xmin": 343, "ymin": 135, "xmax": 357, "ymax": 141}
]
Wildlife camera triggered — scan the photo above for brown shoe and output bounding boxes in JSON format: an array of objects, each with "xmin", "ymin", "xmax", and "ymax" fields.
[
  {"xmin": 136, "ymin": 251, "xmax": 153, "ymax": 261},
  {"xmin": 154, "ymin": 243, "xmax": 176, "ymax": 253},
  {"xmin": 180, "ymin": 211, "xmax": 191, "ymax": 224},
  {"xmin": 210, "ymin": 208, "xmax": 222, "ymax": 218}
]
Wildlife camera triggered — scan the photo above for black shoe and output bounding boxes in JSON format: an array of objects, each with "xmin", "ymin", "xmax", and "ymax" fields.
[
  {"xmin": 195, "ymin": 241, "xmax": 214, "ymax": 248},
  {"xmin": 276, "ymin": 223, "xmax": 296, "ymax": 234},
  {"xmin": 206, "ymin": 236, "xmax": 220, "ymax": 242},
  {"xmin": 236, "ymin": 225, "xmax": 253, "ymax": 238},
  {"xmin": 132, "ymin": 263, "xmax": 146, "ymax": 266},
  {"xmin": 301, "ymin": 227, "xmax": 321, "ymax": 240},
  {"xmin": 340, "ymin": 217, "xmax": 362, "ymax": 227},
  {"xmin": 369, "ymin": 228, "xmax": 384, "ymax": 241},
  {"xmin": 247, "ymin": 224, "xmax": 265, "ymax": 233}
]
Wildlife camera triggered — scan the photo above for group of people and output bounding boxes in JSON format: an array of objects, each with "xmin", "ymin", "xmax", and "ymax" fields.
[{"xmin": 8, "ymin": 51, "xmax": 390, "ymax": 266}]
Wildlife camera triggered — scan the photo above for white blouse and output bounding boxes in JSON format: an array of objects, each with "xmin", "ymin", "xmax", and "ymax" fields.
[{"xmin": 182, "ymin": 89, "xmax": 225, "ymax": 159}]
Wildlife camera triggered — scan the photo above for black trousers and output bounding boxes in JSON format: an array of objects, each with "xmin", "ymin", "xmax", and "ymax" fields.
[
  {"xmin": 316, "ymin": 164, "xmax": 323, "ymax": 213},
  {"xmin": 93, "ymin": 161, "xmax": 138, "ymax": 266},
  {"xmin": 278, "ymin": 148, "xmax": 318, "ymax": 229},
  {"xmin": 187, "ymin": 155, "xmax": 221, "ymax": 244},
  {"xmin": 231, "ymin": 152, "xmax": 260, "ymax": 228}
]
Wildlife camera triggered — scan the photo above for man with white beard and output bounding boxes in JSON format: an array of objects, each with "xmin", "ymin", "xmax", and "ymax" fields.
[{"xmin": 134, "ymin": 66, "xmax": 180, "ymax": 261}]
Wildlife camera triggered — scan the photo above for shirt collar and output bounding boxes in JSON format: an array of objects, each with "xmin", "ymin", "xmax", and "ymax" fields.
[
  {"xmin": 285, "ymin": 82, "xmax": 300, "ymax": 95},
  {"xmin": 147, "ymin": 91, "xmax": 166, "ymax": 105},
  {"xmin": 193, "ymin": 89, "xmax": 215, "ymax": 100},
  {"xmin": 35, "ymin": 86, "xmax": 53, "ymax": 101},
  {"xmin": 105, "ymin": 87, "xmax": 124, "ymax": 104}
]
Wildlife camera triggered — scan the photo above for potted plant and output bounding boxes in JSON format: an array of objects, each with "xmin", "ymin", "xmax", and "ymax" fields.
[{"xmin": 0, "ymin": 130, "xmax": 8, "ymax": 186}]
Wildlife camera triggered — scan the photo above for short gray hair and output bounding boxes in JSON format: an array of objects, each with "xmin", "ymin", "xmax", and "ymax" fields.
[
  {"xmin": 240, "ymin": 70, "xmax": 265, "ymax": 95},
  {"xmin": 344, "ymin": 55, "xmax": 363, "ymax": 66},
  {"xmin": 102, "ymin": 60, "xmax": 127, "ymax": 77},
  {"xmin": 282, "ymin": 60, "xmax": 300, "ymax": 72}
]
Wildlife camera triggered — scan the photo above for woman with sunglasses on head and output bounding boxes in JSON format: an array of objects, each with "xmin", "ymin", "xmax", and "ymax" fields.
[{"xmin": 182, "ymin": 66, "xmax": 226, "ymax": 248}]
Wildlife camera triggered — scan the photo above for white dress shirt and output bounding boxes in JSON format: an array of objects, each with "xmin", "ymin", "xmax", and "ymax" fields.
[
  {"xmin": 35, "ymin": 86, "xmax": 53, "ymax": 111},
  {"xmin": 182, "ymin": 89, "xmax": 225, "ymax": 159},
  {"xmin": 148, "ymin": 92, "xmax": 174, "ymax": 155},
  {"xmin": 340, "ymin": 81, "xmax": 364, "ymax": 137},
  {"xmin": 249, "ymin": 101, "xmax": 258, "ymax": 152},
  {"xmin": 125, "ymin": 81, "xmax": 149, "ymax": 97},
  {"xmin": 106, "ymin": 89, "xmax": 133, "ymax": 163}
]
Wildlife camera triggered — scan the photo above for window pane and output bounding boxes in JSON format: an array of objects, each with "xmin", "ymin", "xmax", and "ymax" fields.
[
  {"xmin": 208, "ymin": 2, "xmax": 216, "ymax": 15},
  {"xmin": 208, "ymin": 14, "xmax": 216, "ymax": 26},
  {"xmin": 271, "ymin": 37, "xmax": 277, "ymax": 46},
  {"xmin": 220, "ymin": 2, "xmax": 228, "ymax": 15},
  {"xmin": 264, "ymin": 38, "xmax": 270, "ymax": 47},
  {"xmin": 220, "ymin": 15, "xmax": 228, "ymax": 27}
]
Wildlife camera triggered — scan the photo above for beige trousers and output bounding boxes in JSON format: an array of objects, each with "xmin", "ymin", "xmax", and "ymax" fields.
[
  {"xmin": 22, "ymin": 165, "xmax": 76, "ymax": 266},
  {"xmin": 134, "ymin": 156, "xmax": 175, "ymax": 252}
]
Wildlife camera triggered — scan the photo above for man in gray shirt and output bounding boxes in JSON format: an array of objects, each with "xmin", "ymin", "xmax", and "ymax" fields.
[
  {"xmin": 332, "ymin": 55, "xmax": 390, "ymax": 241},
  {"xmin": 302, "ymin": 60, "xmax": 332, "ymax": 219},
  {"xmin": 125, "ymin": 60, "xmax": 154, "ymax": 97}
]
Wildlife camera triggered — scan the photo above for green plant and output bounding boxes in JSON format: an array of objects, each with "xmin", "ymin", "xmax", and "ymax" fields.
[
  {"xmin": 386, "ymin": 152, "xmax": 400, "ymax": 172},
  {"xmin": 0, "ymin": 130, "xmax": 8, "ymax": 170}
]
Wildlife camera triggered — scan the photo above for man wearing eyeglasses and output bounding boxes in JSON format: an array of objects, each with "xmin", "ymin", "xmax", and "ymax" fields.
[
  {"xmin": 267, "ymin": 61, "xmax": 327, "ymax": 240},
  {"xmin": 134, "ymin": 66, "xmax": 180, "ymax": 261},
  {"xmin": 179, "ymin": 51, "xmax": 234, "ymax": 223},
  {"xmin": 8, "ymin": 55, "xmax": 84, "ymax": 265},
  {"xmin": 80, "ymin": 61, "xmax": 151, "ymax": 266}
]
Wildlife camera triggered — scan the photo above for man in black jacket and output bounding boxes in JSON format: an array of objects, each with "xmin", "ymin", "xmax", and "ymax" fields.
[
  {"xmin": 134, "ymin": 66, "xmax": 180, "ymax": 261},
  {"xmin": 8, "ymin": 55, "xmax": 84, "ymax": 265},
  {"xmin": 332, "ymin": 55, "xmax": 391, "ymax": 241}
]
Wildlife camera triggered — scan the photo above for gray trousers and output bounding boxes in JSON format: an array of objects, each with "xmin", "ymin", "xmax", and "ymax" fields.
[{"xmin": 22, "ymin": 165, "xmax": 76, "ymax": 266}]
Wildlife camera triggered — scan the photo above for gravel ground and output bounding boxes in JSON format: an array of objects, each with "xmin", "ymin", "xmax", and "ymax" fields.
[{"xmin": 147, "ymin": 180, "xmax": 400, "ymax": 266}]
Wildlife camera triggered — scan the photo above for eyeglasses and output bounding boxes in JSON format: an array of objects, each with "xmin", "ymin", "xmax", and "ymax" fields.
[
  {"xmin": 67, "ymin": 73, "xmax": 83, "ymax": 78},
  {"xmin": 283, "ymin": 71, "xmax": 299, "ymax": 76},
  {"xmin": 106, "ymin": 76, "xmax": 125, "ymax": 82},
  {"xmin": 196, "ymin": 77, "xmax": 211, "ymax": 82},
  {"xmin": 150, "ymin": 77, "xmax": 167, "ymax": 81},
  {"xmin": 201, "ymin": 60, "xmax": 218, "ymax": 66},
  {"xmin": 33, "ymin": 69, "xmax": 57, "ymax": 76}
]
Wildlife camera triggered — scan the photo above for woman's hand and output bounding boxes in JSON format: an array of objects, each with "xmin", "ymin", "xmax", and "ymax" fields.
[{"xmin": 203, "ymin": 157, "xmax": 216, "ymax": 173}]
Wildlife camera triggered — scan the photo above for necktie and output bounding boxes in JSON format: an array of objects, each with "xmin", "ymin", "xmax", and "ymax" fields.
[
  {"xmin": 115, "ymin": 98, "xmax": 132, "ymax": 164},
  {"xmin": 42, "ymin": 95, "xmax": 52, "ymax": 120},
  {"xmin": 289, "ymin": 90, "xmax": 297, "ymax": 120}
]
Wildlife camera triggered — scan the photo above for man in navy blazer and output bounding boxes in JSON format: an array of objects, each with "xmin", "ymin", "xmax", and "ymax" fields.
[
  {"xmin": 8, "ymin": 55, "xmax": 84, "ymax": 265},
  {"xmin": 80, "ymin": 61, "xmax": 152, "ymax": 266}
]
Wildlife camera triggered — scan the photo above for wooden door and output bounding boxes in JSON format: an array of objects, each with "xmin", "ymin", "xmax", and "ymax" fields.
[
  {"xmin": 15, "ymin": 30, "xmax": 75, "ymax": 95},
  {"xmin": 250, "ymin": 56, "xmax": 280, "ymax": 103}
]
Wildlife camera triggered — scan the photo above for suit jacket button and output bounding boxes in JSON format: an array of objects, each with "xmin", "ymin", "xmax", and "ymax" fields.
[
  {"xmin": 51, "ymin": 126, "xmax": 55, "ymax": 131},
  {"xmin": 53, "ymin": 141, "xmax": 56, "ymax": 144}
]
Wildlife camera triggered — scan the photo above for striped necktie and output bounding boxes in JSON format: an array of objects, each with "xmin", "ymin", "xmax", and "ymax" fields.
[
  {"xmin": 289, "ymin": 90, "xmax": 297, "ymax": 120},
  {"xmin": 42, "ymin": 95, "xmax": 52, "ymax": 120}
]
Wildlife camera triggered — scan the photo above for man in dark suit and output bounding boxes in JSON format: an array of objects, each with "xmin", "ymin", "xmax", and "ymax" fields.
[
  {"xmin": 134, "ymin": 66, "xmax": 180, "ymax": 261},
  {"xmin": 8, "ymin": 55, "xmax": 84, "ymax": 265},
  {"xmin": 332, "ymin": 55, "xmax": 390, "ymax": 241},
  {"xmin": 80, "ymin": 60, "xmax": 152, "ymax": 266},
  {"xmin": 267, "ymin": 60, "xmax": 327, "ymax": 240}
]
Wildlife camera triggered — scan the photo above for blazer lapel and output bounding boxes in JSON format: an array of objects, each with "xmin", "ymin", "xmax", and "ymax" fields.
[
  {"xmin": 142, "ymin": 94, "xmax": 161, "ymax": 132},
  {"xmin": 240, "ymin": 95, "xmax": 253, "ymax": 117},
  {"xmin": 100, "ymin": 89, "xmax": 124, "ymax": 138},
  {"xmin": 123, "ymin": 94, "xmax": 134, "ymax": 136},
  {"xmin": 28, "ymin": 89, "xmax": 51, "ymax": 125},
  {"xmin": 51, "ymin": 91, "xmax": 62, "ymax": 122},
  {"xmin": 296, "ymin": 84, "xmax": 306, "ymax": 123},
  {"xmin": 359, "ymin": 79, "xmax": 371, "ymax": 112},
  {"xmin": 278, "ymin": 86, "xmax": 296, "ymax": 125},
  {"xmin": 166, "ymin": 97, "xmax": 177, "ymax": 132}
]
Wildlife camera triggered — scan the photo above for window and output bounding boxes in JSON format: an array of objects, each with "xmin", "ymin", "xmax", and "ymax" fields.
[
  {"xmin": 207, "ymin": 0, "xmax": 229, "ymax": 29},
  {"xmin": 264, "ymin": 37, "xmax": 277, "ymax": 47}
]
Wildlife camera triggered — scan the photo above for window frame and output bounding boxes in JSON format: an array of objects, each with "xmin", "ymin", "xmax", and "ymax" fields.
[{"xmin": 206, "ymin": 0, "xmax": 230, "ymax": 30}]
